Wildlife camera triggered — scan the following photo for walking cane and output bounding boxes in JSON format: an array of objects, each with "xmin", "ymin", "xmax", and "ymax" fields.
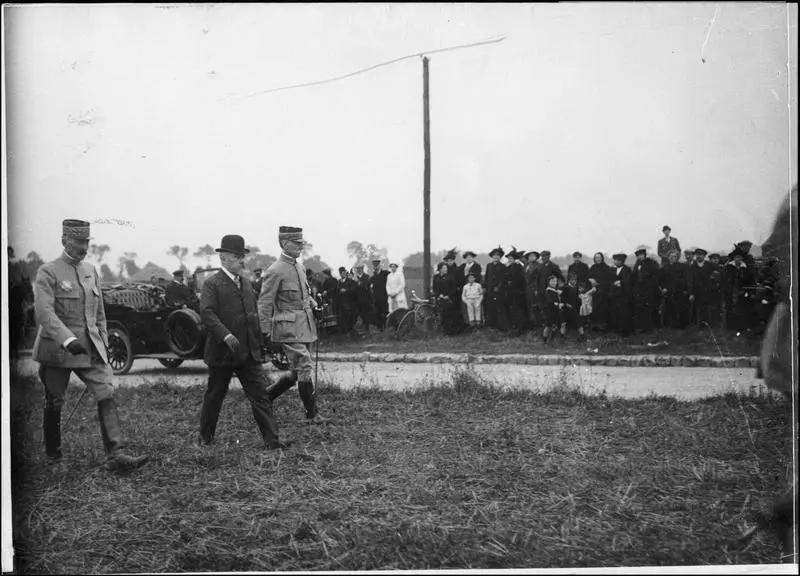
[{"xmin": 63, "ymin": 386, "xmax": 89, "ymax": 429}]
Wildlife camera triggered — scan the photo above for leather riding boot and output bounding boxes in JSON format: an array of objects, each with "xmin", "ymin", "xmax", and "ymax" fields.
[
  {"xmin": 97, "ymin": 398, "xmax": 149, "ymax": 472},
  {"xmin": 266, "ymin": 372, "xmax": 298, "ymax": 402},
  {"xmin": 298, "ymin": 380, "xmax": 331, "ymax": 424},
  {"xmin": 43, "ymin": 407, "xmax": 63, "ymax": 461}
]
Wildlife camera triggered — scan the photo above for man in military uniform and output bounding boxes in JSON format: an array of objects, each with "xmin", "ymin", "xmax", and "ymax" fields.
[
  {"xmin": 630, "ymin": 246, "xmax": 660, "ymax": 333},
  {"xmin": 198, "ymin": 235, "xmax": 286, "ymax": 450},
  {"xmin": 259, "ymin": 226, "xmax": 330, "ymax": 425},
  {"xmin": 657, "ymin": 225, "xmax": 681, "ymax": 266},
  {"xmin": 369, "ymin": 258, "xmax": 390, "ymax": 330},
  {"xmin": 165, "ymin": 269, "xmax": 198, "ymax": 308},
  {"xmin": 33, "ymin": 219, "xmax": 148, "ymax": 471}
]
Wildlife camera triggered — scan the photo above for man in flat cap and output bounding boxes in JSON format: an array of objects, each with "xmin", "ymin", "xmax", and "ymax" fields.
[
  {"xmin": 608, "ymin": 253, "xmax": 633, "ymax": 335},
  {"xmin": 567, "ymin": 252, "xmax": 590, "ymax": 286},
  {"xmin": 33, "ymin": 219, "xmax": 148, "ymax": 471},
  {"xmin": 522, "ymin": 251, "xmax": 541, "ymax": 328},
  {"xmin": 198, "ymin": 234, "xmax": 287, "ymax": 450},
  {"xmin": 657, "ymin": 226, "xmax": 681, "ymax": 266},
  {"xmin": 630, "ymin": 246, "xmax": 660, "ymax": 333},
  {"xmin": 687, "ymin": 248, "xmax": 713, "ymax": 328},
  {"xmin": 659, "ymin": 249, "xmax": 692, "ymax": 329},
  {"xmin": 165, "ymin": 269, "xmax": 198, "ymax": 309},
  {"xmin": 259, "ymin": 226, "xmax": 330, "ymax": 425},
  {"xmin": 370, "ymin": 258, "xmax": 390, "ymax": 330}
]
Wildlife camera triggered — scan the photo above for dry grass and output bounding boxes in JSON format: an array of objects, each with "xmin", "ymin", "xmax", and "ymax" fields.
[
  {"xmin": 322, "ymin": 324, "xmax": 762, "ymax": 357},
  {"xmin": 9, "ymin": 365, "xmax": 790, "ymax": 573}
]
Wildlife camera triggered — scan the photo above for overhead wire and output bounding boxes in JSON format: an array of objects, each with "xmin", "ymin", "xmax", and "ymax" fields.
[{"xmin": 232, "ymin": 35, "xmax": 507, "ymax": 100}]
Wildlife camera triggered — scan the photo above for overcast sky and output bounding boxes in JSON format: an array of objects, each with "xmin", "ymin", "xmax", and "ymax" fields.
[{"xmin": 3, "ymin": 3, "xmax": 798, "ymax": 272}]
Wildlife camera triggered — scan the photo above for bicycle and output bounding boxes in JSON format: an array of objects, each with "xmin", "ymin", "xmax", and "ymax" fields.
[{"xmin": 387, "ymin": 290, "xmax": 441, "ymax": 339}]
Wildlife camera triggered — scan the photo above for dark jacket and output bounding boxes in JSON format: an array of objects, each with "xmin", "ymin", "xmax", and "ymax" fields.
[
  {"xmin": 201, "ymin": 270, "xmax": 263, "ymax": 366},
  {"xmin": 567, "ymin": 261, "xmax": 590, "ymax": 284},
  {"xmin": 631, "ymin": 258, "xmax": 661, "ymax": 306},
  {"xmin": 537, "ymin": 261, "xmax": 564, "ymax": 295},
  {"xmin": 370, "ymin": 269, "xmax": 390, "ymax": 301},
  {"xmin": 460, "ymin": 261, "xmax": 482, "ymax": 285},
  {"xmin": 484, "ymin": 261, "xmax": 507, "ymax": 298}
]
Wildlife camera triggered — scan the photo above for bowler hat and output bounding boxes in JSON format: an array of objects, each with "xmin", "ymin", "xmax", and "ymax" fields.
[
  {"xmin": 215, "ymin": 234, "xmax": 249, "ymax": 256},
  {"xmin": 62, "ymin": 219, "xmax": 93, "ymax": 240},
  {"xmin": 612, "ymin": 253, "xmax": 627, "ymax": 261}
]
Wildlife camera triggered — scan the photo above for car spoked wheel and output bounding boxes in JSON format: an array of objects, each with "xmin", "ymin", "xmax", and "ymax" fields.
[
  {"xmin": 158, "ymin": 358, "xmax": 184, "ymax": 369},
  {"xmin": 107, "ymin": 327, "xmax": 134, "ymax": 375}
]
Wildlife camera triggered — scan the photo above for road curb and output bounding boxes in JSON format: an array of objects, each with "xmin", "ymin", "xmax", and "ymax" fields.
[{"xmin": 317, "ymin": 352, "xmax": 760, "ymax": 368}]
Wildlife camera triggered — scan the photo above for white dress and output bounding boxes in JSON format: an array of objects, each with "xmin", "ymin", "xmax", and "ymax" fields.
[{"xmin": 386, "ymin": 270, "xmax": 408, "ymax": 311}]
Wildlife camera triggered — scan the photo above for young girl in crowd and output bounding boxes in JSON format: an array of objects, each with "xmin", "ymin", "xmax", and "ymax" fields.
[
  {"xmin": 542, "ymin": 274, "xmax": 565, "ymax": 342},
  {"xmin": 461, "ymin": 273, "xmax": 483, "ymax": 328},
  {"xmin": 577, "ymin": 280, "xmax": 598, "ymax": 341}
]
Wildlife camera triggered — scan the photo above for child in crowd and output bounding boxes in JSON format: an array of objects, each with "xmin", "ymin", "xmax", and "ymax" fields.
[
  {"xmin": 577, "ymin": 280, "xmax": 598, "ymax": 342},
  {"xmin": 461, "ymin": 273, "xmax": 483, "ymax": 328},
  {"xmin": 542, "ymin": 274, "xmax": 565, "ymax": 342}
]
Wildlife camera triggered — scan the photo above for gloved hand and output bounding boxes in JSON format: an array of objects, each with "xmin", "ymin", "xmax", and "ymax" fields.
[
  {"xmin": 223, "ymin": 334, "xmax": 240, "ymax": 353},
  {"xmin": 66, "ymin": 340, "xmax": 88, "ymax": 355}
]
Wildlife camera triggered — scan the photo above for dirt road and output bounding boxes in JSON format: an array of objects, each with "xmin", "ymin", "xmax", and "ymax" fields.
[{"xmin": 11, "ymin": 356, "xmax": 770, "ymax": 400}]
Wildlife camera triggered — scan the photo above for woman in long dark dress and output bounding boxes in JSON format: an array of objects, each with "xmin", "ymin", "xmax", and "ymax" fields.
[
  {"xmin": 588, "ymin": 252, "xmax": 613, "ymax": 331},
  {"xmin": 432, "ymin": 263, "xmax": 465, "ymax": 335}
]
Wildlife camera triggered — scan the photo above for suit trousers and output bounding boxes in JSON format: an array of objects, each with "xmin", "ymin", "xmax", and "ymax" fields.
[{"xmin": 200, "ymin": 361, "xmax": 279, "ymax": 445}]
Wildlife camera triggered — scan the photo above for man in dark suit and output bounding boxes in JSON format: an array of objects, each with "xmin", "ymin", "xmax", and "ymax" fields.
[
  {"xmin": 567, "ymin": 252, "xmax": 590, "ymax": 285},
  {"xmin": 609, "ymin": 253, "xmax": 633, "ymax": 335},
  {"xmin": 33, "ymin": 219, "xmax": 148, "ymax": 471},
  {"xmin": 659, "ymin": 249, "xmax": 692, "ymax": 329},
  {"xmin": 199, "ymin": 234, "xmax": 286, "ymax": 450},
  {"xmin": 252, "ymin": 268, "xmax": 263, "ymax": 298},
  {"xmin": 630, "ymin": 246, "xmax": 660, "ymax": 333},
  {"xmin": 335, "ymin": 267, "xmax": 359, "ymax": 336},
  {"xmin": 353, "ymin": 264, "xmax": 373, "ymax": 332},
  {"xmin": 165, "ymin": 269, "xmax": 198, "ymax": 308},
  {"xmin": 370, "ymin": 258, "xmax": 390, "ymax": 330}
]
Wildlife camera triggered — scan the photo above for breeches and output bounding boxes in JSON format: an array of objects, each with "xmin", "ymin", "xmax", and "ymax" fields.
[
  {"xmin": 281, "ymin": 341, "xmax": 314, "ymax": 382},
  {"xmin": 38, "ymin": 362, "xmax": 114, "ymax": 410}
]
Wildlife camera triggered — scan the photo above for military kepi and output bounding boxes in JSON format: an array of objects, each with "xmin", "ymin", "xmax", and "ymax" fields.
[
  {"xmin": 279, "ymin": 226, "xmax": 304, "ymax": 242},
  {"xmin": 215, "ymin": 234, "xmax": 249, "ymax": 256},
  {"xmin": 62, "ymin": 219, "xmax": 92, "ymax": 240}
]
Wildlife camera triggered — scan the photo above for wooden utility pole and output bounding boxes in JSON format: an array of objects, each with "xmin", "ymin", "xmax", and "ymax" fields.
[{"xmin": 422, "ymin": 56, "xmax": 431, "ymax": 298}]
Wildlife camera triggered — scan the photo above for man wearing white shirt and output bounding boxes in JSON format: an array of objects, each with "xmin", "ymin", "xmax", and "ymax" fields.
[{"xmin": 32, "ymin": 219, "xmax": 149, "ymax": 471}]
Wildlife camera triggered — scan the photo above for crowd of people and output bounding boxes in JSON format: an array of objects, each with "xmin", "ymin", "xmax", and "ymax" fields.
[{"xmin": 295, "ymin": 225, "xmax": 781, "ymax": 341}]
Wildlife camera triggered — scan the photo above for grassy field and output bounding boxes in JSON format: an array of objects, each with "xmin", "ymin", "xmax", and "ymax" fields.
[
  {"xmin": 319, "ymin": 324, "xmax": 763, "ymax": 357},
  {"xmin": 9, "ymin": 366, "xmax": 790, "ymax": 573}
]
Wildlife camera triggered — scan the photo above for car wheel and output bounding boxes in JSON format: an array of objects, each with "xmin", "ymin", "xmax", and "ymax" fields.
[
  {"xmin": 158, "ymin": 358, "xmax": 184, "ymax": 369},
  {"xmin": 165, "ymin": 309, "xmax": 205, "ymax": 357},
  {"xmin": 107, "ymin": 327, "xmax": 134, "ymax": 375}
]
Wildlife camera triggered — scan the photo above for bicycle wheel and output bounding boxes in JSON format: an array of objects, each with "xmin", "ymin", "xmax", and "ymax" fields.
[
  {"xmin": 415, "ymin": 303, "xmax": 437, "ymax": 331},
  {"xmin": 395, "ymin": 310, "xmax": 416, "ymax": 339},
  {"xmin": 386, "ymin": 307, "xmax": 408, "ymax": 330}
]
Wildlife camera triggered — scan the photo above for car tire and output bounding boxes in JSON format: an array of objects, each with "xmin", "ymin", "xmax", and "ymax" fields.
[
  {"xmin": 158, "ymin": 358, "xmax": 185, "ymax": 369},
  {"xmin": 165, "ymin": 309, "xmax": 205, "ymax": 358},
  {"xmin": 107, "ymin": 327, "xmax": 134, "ymax": 375}
]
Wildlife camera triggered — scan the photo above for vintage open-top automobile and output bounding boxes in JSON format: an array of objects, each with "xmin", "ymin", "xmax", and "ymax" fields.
[{"xmin": 101, "ymin": 268, "xmax": 292, "ymax": 375}]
